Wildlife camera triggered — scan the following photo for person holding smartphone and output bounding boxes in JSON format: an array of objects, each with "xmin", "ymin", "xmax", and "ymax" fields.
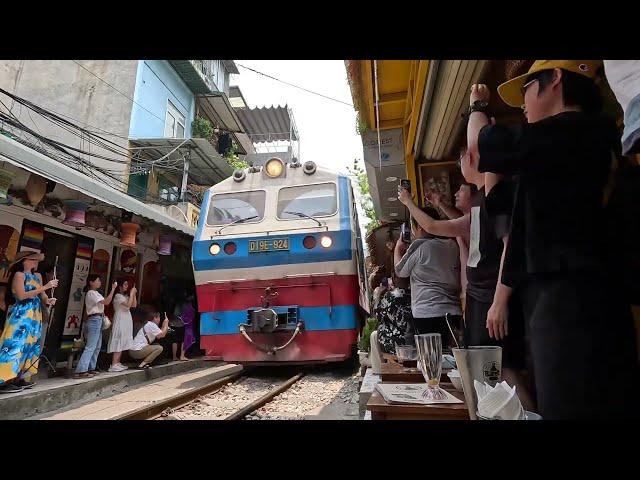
[
  {"xmin": 394, "ymin": 205, "xmax": 462, "ymax": 347},
  {"xmin": 128, "ymin": 312, "xmax": 169, "ymax": 369}
]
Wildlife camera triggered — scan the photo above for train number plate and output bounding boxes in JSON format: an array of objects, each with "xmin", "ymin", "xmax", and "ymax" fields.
[{"xmin": 249, "ymin": 238, "xmax": 290, "ymax": 253}]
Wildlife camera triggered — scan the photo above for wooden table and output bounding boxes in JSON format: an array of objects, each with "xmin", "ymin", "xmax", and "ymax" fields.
[
  {"xmin": 380, "ymin": 361, "xmax": 451, "ymax": 384},
  {"xmin": 366, "ymin": 387, "xmax": 470, "ymax": 420}
]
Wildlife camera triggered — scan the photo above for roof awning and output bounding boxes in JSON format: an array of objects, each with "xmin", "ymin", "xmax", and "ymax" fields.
[
  {"xmin": 129, "ymin": 137, "xmax": 234, "ymax": 186},
  {"xmin": 0, "ymin": 135, "xmax": 195, "ymax": 235},
  {"xmin": 234, "ymin": 132, "xmax": 255, "ymax": 155},
  {"xmin": 234, "ymin": 106, "xmax": 299, "ymax": 143},
  {"xmin": 196, "ymin": 93, "xmax": 245, "ymax": 134}
]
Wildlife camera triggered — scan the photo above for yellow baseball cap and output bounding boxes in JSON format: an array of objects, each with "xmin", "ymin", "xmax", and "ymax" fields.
[{"xmin": 497, "ymin": 60, "xmax": 603, "ymax": 108}]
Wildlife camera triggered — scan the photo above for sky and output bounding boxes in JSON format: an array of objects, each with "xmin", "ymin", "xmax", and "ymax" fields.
[{"xmin": 231, "ymin": 60, "xmax": 371, "ymax": 235}]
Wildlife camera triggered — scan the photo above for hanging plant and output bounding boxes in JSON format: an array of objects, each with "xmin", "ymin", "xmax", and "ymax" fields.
[{"xmin": 192, "ymin": 116, "xmax": 214, "ymax": 140}]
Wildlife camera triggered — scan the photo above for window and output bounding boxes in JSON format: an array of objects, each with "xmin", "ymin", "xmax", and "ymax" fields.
[
  {"xmin": 277, "ymin": 183, "xmax": 338, "ymax": 220},
  {"xmin": 164, "ymin": 100, "xmax": 186, "ymax": 139},
  {"xmin": 158, "ymin": 175, "xmax": 179, "ymax": 202},
  {"xmin": 207, "ymin": 191, "xmax": 266, "ymax": 226}
]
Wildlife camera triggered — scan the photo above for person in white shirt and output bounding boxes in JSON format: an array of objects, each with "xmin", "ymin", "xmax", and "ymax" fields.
[
  {"xmin": 129, "ymin": 312, "xmax": 169, "ymax": 369},
  {"xmin": 74, "ymin": 275, "xmax": 117, "ymax": 379}
]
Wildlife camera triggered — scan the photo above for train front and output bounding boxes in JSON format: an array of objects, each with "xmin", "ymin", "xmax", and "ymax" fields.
[{"xmin": 192, "ymin": 158, "xmax": 359, "ymax": 364}]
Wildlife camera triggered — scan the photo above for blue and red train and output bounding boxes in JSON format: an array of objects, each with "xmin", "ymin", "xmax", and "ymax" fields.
[{"xmin": 192, "ymin": 158, "xmax": 369, "ymax": 364}]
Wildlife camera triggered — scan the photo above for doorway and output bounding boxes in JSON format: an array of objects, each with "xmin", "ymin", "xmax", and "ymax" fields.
[{"xmin": 38, "ymin": 226, "xmax": 78, "ymax": 365}]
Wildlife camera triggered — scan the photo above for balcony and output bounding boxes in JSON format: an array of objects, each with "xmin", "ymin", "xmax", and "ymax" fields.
[{"xmin": 169, "ymin": 60, "xmax": 238, "ymax": 95}]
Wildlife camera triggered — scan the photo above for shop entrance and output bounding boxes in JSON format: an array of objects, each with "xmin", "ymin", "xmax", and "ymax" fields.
[{"xmin": 39, "ymin": 227, "xmax": 78, "ymax": 365}]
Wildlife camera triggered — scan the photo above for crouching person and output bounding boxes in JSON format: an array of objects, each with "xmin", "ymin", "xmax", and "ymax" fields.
[{"xmin": 129, "ymin": 312, "xmax": 169, "ymax": 369}]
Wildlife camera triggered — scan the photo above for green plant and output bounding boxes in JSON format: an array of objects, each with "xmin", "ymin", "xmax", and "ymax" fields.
[
  {"xmin": 224, "ymin": 151, "xmax": 250, "ymax": 171},
  {"xmin": 192, "ymin": 117, "xmax": 214, "ymax": 140},
  {"xmin": 355, "ymin": 111, "xmax": 368, "ymax": 135},
  {"xmin": 358, "ymin": 317, "xmax": 379, "ymax": 352},
  {"xmin": 347, "ymin": 158, "xmax": 379, "ymax": 234}
]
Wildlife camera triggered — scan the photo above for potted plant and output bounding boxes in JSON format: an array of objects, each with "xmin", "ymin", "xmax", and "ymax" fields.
[{"xmin": 357, "ymin": 317, "xmax": 378, "ymax": 367}]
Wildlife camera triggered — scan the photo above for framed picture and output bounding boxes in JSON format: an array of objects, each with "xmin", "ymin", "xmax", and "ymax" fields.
[{"xmin": 417, "ymin": 161, "xmax": 458, "ymax": 209}]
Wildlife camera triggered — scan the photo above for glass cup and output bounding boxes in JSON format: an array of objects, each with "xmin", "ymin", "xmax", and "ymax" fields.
[
  {"xmin": 395, "ymin": 344, "xmax": 417, "ymax": 368},
  {"xmin": 415, "ymin": 333, "xmax": 447, "ymax": 400}
]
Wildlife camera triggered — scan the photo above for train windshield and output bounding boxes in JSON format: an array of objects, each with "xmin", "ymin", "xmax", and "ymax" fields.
[
  {"xmin": 277, "ymin": 183, "xmax": 338, "ymax": 220},
  {"xmin": 207, "ymin": 190, "xmax": 266, "ymax": 225}
]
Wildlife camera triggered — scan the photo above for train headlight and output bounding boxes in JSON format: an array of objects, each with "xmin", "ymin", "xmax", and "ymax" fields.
[
  {"xmin": 320, "ymin": 236, "xmax": 332, "ymax": 248},
  {"xmin": 265, "ymin": 158, "xmax": 285, "ymax": 178},
  {"xmin": 209, "ymin": 243, "xmax": 221, "ymax": 255}
]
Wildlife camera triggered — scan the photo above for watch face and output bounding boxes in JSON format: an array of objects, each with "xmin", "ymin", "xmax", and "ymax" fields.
[{"xmin": 475, "ymin": 101, "xmax": 488, "ymax": 108}]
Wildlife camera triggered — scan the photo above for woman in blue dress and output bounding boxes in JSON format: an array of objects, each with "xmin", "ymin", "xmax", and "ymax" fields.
[{"xmin": 0, "ymin": 251, "xmax": 58, "ymax": 393}]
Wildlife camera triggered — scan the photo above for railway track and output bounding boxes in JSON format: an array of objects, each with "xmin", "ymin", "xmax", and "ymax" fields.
[{"xmin": 120, "ymin": 369, "xmax": 307, "ymax": 421}]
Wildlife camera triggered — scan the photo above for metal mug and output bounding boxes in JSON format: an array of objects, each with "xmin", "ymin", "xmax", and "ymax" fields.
[{"xmin": 452, "ymin": 346, "xmax": 502, "ymax": 420}]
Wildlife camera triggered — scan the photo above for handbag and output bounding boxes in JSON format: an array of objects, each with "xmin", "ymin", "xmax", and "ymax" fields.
[{"xmin": 101, "ymin": 313, "xmax": 111, "ymax": 331}]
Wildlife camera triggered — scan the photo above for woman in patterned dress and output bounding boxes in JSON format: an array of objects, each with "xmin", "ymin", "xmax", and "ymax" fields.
[
  {"xmin": 374, "ymin": 275, "xmax": 413, "ymax": 354},
  {"xmin": 0, "ymin": 251, "xmax": 58, "ymax": 393}
]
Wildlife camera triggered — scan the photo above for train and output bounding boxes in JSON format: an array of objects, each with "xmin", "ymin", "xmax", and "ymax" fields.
[{"xmin": 191, "ymin": 157, "xmax": 369, "ymax": 364}]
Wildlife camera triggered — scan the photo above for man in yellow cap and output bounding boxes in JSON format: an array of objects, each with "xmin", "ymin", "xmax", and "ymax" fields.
[{"xmin": 466, "ymin": 60, "xmax": 640, "ymax": 419}]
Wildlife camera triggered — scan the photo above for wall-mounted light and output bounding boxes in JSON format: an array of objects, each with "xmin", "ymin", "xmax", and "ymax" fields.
[{"xmin": 386, "ymin": 176, "xmax": 398, "ymax": 182}]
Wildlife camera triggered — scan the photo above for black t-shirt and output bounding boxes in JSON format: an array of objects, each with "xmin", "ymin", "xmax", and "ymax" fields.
[
  {"xmin": 477, "ymin": 111, "xmax": 619, "ymax": 287},
  {"xmin": 466, "ymin": 184, "xmax": 513, "ymax": 303}
]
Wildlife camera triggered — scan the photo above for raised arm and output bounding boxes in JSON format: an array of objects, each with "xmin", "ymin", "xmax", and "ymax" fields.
[
  {"xmin": 154, "ymin": 314, "xmax": 170, "ymax": 339},
  {"xmin": 426, "ymin": 191, "xmax": 462, "ymax": 220},
  {"xmin": 393, "ymin": 238, "xmax": 408, "ymax": 274},
  {"xmin": 399, "ymin": 188, "xmax": 470, "ymax": 238},
  {"xmin": 102, "ymin": 282, "xmax": 118, "ymax": 306},
  {"xmin": 127, "ymin": 286, "xmax": 138, "ymax": 309}
]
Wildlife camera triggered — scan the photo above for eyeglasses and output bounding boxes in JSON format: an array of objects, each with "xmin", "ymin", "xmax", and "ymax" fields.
[{"xmin": 520, "ymin": 77, "xmax": 539, "ymax": 97}]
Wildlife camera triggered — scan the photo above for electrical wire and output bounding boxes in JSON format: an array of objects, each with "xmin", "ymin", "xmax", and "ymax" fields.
[{"xmin": 236, "ymin": 62, "xmax": 354, "ymax": 107}]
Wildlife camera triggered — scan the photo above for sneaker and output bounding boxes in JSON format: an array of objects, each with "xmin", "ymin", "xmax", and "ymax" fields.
[
  {"xmin": 15, "ymin": 379, "xmax": 35, "ymax": 389},
  {"xmin": 117, "ymin": 363, "xmax": 129, "ymax": 371},
  {"xmin": 108, "ymin": 364, "xmax": 127, "ymax": 373},
  {"xmin": 0, "ymin": 383, "xmax": 24, "ymax": 393}
]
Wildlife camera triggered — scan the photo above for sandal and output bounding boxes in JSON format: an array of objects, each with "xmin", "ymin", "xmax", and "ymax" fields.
[
  {"xmin": 73, "ymin": 372, "xmax": 92, "ymax": 379},
  {"xmin": 137, "ymin": 363, "xmax": 152, "ymax": 370}
]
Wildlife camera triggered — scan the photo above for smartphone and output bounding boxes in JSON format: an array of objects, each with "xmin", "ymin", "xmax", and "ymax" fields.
[
  {"xmin": 400, "ymin": 179, "xmax": 411, "ymax": 193},
  {"xmin": 401, "ymin": 222, "xmax": 411, "ymax": 243}
]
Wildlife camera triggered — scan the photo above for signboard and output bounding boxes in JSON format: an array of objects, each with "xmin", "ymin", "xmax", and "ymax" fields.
[
  {"xmin": 362, "ymin": 128, "xmax": 405, "ymax": 169},
  {"xmin": 63, "ymin": 240, "xmax": 93, "ymax": 336}
]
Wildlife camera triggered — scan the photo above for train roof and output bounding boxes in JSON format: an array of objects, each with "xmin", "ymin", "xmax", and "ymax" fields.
[{"xmin": 207, "ymin": 160, "xmax": 351, "ymax": 194}]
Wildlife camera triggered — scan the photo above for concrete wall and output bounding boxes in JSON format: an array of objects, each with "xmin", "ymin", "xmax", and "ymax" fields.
[
  {"xmin": 0, "ymin": 60, "xmax": 139, "ymax": 190},
  {"xmin": 129, "ymin": 60, "xmax": 195, "ymax": 139}
]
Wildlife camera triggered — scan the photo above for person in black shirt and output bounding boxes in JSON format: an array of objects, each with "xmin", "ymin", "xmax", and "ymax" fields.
[{"xmin": 472, "ymin": 60, "xmax": 640, "ymax": 419}]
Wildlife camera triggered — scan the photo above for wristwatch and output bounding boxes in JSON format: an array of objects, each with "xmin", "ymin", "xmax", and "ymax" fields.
[{"xmin": 468, "ymin": 100, "xmax": 489, "ymax": 116}]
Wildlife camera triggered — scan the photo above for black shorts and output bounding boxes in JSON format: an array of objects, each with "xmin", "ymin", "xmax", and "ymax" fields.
[
  {"xmin": 408, "ymin": 315, "xmax": 462, "ymax": 349},
  {"xmin": 464, "ymin": 294, "xmax": 526, "ymax": 370}
]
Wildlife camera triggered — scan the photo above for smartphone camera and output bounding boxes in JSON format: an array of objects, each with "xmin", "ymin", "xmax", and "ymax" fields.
[
  {"xmin": 401, "ymin": 222, "xmax": 411, "ymax": 243},
  {"xmin": 400, "ymin": 179, "xmax": 411, "ymax": 193}
]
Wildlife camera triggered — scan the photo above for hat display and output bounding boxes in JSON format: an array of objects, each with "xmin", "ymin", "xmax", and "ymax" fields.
[
  {"xmin": 62, "ymin": 200, "xmax": 90, "ymax": 227},
  {"xmin": 25, "ymin": 173, "xmax": 48, "ymax": 206},
  {"xmin": 120, "ymin": 222, "xmax": 140, "ymax": 247},
  {"xmin": 498, "ymin": 60, "xmax": 603, "ymax": 108},
  {"xmin": 157, "ymin": 235, "xmax": 172, "ymax": 256}
]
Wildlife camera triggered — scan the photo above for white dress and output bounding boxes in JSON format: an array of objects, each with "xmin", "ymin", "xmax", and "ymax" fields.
[{"xmin": 107, "ymin": 293, "xmax": 133, "ymax": 353}]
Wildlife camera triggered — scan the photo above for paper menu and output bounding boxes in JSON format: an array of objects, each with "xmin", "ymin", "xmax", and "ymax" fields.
[{"xmin": 375, "ymin": 383, "xmax": 464, "ymax": 405}]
